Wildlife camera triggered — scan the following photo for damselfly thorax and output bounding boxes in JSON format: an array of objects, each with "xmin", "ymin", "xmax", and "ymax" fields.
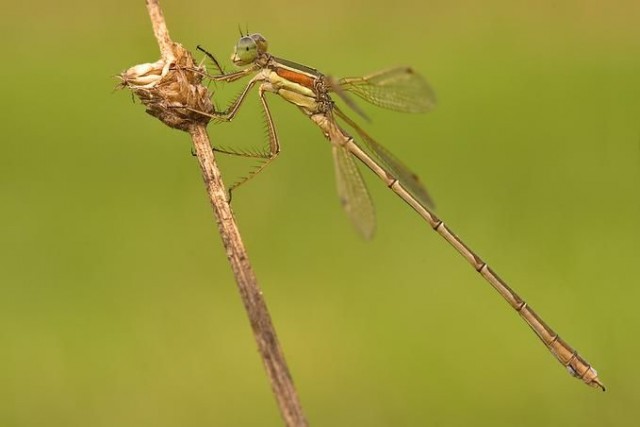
[{"xmin": 257, "ymin": 55, "xmax": 335, "ymax": 115}]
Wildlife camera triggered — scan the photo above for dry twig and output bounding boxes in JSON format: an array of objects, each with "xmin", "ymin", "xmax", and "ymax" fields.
[{"xmin": 118, "ymin": 1, "xmax": 308, "ymax": 425}]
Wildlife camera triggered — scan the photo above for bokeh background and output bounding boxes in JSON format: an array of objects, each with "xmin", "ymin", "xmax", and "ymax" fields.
[{"xmin": 1, "ymin": 1, "xmax": 639, "ymax": 426}]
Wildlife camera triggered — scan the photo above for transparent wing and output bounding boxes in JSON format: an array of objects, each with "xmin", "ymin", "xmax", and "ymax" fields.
[
  {"xmin": 334, "ymin": 106, "xmax": 435, "ymax": 210},
  {"xmin": 328, "ymin": 79, "xmax": 371, "ymax": 122},
  {"xmin": 336, "ymin": 67, "xmax": 437, "ymax": 113},
  {"xmin": 332, "ymin": 144, "xmax": 376, "ymax": 239}
]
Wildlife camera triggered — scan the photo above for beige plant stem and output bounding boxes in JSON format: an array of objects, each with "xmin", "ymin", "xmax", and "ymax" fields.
[{"xmin": 119, "ymin": 1, "xmax": 309, "ymax": 425}]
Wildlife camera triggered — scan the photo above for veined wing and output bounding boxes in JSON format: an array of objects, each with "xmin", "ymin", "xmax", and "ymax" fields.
[
  {"xmin": 336, "ymin": 67, "xmax": 436, "ymax": 113},
  {"xmin": 334, "ymin": 106, "xmax": 435, "ymax": 210},
  {"xmin": 332, "ymin": 144, "xmax": 376, "ymax": 239}
]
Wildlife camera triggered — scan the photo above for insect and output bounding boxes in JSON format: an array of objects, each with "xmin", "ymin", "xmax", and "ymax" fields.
[{"xmin": 192, "ymin": 32, "xmax": 604, "ymax": 390}]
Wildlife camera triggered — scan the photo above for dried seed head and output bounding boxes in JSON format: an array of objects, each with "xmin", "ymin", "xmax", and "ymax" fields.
[
  {"xmin": 120, "ymin": 59, "xmax": 166, "ymax": 88},
  {"xmin": 119, "ymin": 43, "xmax": 214, "ymax": 131}
]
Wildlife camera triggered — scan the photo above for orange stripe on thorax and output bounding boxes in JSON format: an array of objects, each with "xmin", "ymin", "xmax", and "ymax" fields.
[{"xmin": 275, "ymin": 67, "xmax": 316, "ymax": 90}]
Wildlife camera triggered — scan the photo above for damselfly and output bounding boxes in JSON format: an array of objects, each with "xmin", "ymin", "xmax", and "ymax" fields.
[{"xmin": 192, "ymin": 33, "xmax": 604, "ymax": 390}]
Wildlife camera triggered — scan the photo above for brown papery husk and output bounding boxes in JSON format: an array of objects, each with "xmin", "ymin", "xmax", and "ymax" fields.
[{"xmin": 119, "ymin": 42, "xmax": 213, "ymax": 131}]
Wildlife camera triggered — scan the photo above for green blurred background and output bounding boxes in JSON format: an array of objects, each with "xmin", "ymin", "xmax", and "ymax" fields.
[{"xmin": 1, "ymin": 0, "xmax": 639, "ymax": 426}]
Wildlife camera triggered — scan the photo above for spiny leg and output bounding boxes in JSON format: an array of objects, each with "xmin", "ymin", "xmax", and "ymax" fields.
[
  {"xmin": 196, "ymin": 45, "xmax": 225, "ymax": 75},
  {"xmin": 195, "ymin": 45, "xmax": 259, "ymax": 82},
  {"xmin": 226, "ymin": 84, "xmax": 281, "ymax": 198},
  {"xmin": 177, "ymin": 76, "xmax": 260, "ymax": 123},
  {"xmin": 190, "ymin": 145, "xmax": 269, "ymax": 159},
  {"xmin": 181, "ymin": 80, "xmax": 280, "ymax": 200},
  {"xmin": 171, "ymin": 45, "xmax": 255, "ymax": 86},
  {"xmin": 216, "ymin": 77, "xmax": 260, "ymax": 121},
  {"xmin": 189, "ymin": 143, "xmax": 275, "ymax": 202}
]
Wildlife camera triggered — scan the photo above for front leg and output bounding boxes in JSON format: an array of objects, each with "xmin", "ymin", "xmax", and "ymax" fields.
[
  {"xmin": 196, "ymin": 45, "xmax": 258, "ymax": 83},
  {"xmin": 215, "ymin": 74, "xmax": 264, "ymax": 121},
  {"xmin": 178, "ymin": 74, "xmax": 263, "ymax": 122}
]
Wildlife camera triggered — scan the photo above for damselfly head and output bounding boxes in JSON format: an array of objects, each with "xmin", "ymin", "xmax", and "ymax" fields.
[{"xmin": 231, "ymin": 33, "xmax": 269, "ymax": 66}]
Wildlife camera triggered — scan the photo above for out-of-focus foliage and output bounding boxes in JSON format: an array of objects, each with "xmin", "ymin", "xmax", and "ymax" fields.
[{"xmin": 1, "ymin": 1, "xmax": 638, "ymax": 426}]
